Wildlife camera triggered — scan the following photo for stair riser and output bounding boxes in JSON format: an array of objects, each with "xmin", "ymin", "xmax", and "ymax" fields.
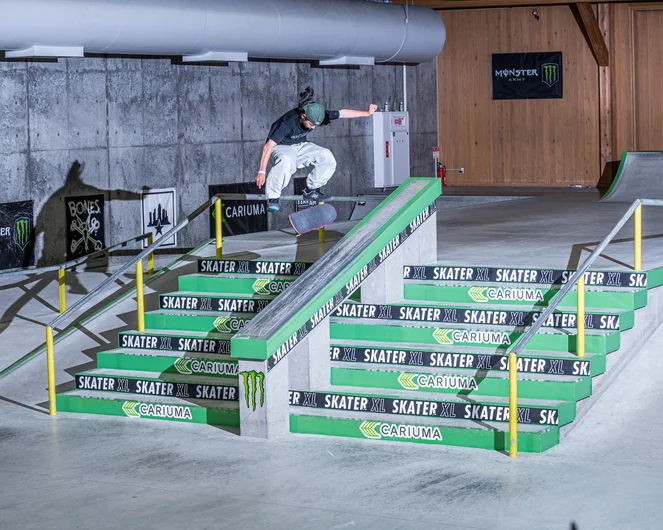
[
  {"xmin": 290, "ymin": 415, "xmax": 559, "ymax": 453},
  {"xmin": 330, "ymin": 323, "xmax": 620, "ymax": 355},
  {"xmin": 335, "ymin": 303, "xmax": 631, "ymax": 331},
  {"xmin": 404, "ymin": 284, "xmax": 647, "ymax": 311},
  {"xmin": 97, "ymin": 352, "xmax": 239, "ymax": 378},
  {"xmin": 118, "ymin": 333, "xmax": 230, "ymax": 355},
  {"xmin": 179, "ymin": 275, "xmax": 296, "ymax": 296},
  {"xmin": 330, "ymin": 368, "xmax": 591, "ymax": 402},
  {"xmin": 144, "ymin": 313, "xmax": 253, "ymax": 334},
  {"xmin": 75, "ymin": 375, "xmax": 238, "ymax": 402},
  {"xmin": 160, "ymin": 294, "xmax": 272, "ymax": 314},
  {"xmin": 331, "ymin": 346, "xmax": 601, "ymax": 376},
  {"xmin": 289, "ymin": 390, "xmax": 575, "ymax": 426},
  {"xmin": 57, "ymin": 394, "xmax": 239, "ymax": 427}
]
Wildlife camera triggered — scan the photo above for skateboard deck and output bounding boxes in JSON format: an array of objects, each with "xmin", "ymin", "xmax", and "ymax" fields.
[{"xmin": 289, "ymin": 203, "xmax": 337, "ymax": 235}]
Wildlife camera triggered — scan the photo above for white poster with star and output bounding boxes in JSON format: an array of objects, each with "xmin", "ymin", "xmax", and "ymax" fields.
[{"xmin": 141, "ymin": 188, "xmax": 177, "ymax": 248}]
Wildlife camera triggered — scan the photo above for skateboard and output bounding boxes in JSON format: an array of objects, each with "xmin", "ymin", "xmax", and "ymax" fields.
[{"xmin": 288, "ymin": 203, "xmax": 337, "ymax": 235}]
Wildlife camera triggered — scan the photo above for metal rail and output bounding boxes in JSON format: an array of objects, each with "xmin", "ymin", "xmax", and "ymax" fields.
[{"xmin": 507, "ymin": 198, "xmax": 659, "ymax": 457}]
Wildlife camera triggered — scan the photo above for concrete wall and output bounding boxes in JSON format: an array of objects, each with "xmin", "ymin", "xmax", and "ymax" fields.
[{"xmin": 0, "ymin": 57, "xmax": 437, "ymax": 265}]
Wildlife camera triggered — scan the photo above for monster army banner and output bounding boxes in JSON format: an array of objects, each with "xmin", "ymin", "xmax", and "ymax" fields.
[
  {"xmin": 0, "ymin": 200, "xmax": 35, "ymax": 270},
  {"xmin": 209, "ymin": 183, "xmax": 267, "ymax": 237},
  {"xmin": 491, "ymin": 52, "xmax": 563, "ymax": 99},
  {"xmin": 65, "ymin": 194, "xmax": 105, "ymax": 261}
]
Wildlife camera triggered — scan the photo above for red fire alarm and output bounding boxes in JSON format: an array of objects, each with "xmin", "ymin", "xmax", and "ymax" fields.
[{"xmin": 386, "ymin": 141, "xmax": 390, "ymax": 158}]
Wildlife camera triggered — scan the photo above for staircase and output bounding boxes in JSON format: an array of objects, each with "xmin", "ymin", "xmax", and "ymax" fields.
[{"xmin": 56, "ymin": 256, "xmax": 658, "ymax": 453}]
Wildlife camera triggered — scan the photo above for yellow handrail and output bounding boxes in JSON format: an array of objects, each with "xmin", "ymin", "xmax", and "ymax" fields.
[
  {"xmin": 215, "ymin": 198, "xmax": 222, "ymax": 258},
  {"xmin": 634, "ymin": 203, "xmax": 642, "ymax": 271},
  {"xmin": 136, "ymin": 261, "xmax": 145, "ymax": 333},
  {"xmin": 58, "ymin": 268, "xmax": 66, "ymax": 314},
  {"xmin": 577, "ymin": 275, "xmax": 585, "ymax": 358}
]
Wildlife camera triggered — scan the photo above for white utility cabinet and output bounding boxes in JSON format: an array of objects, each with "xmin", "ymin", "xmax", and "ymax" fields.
[{"xmin": 372, "ymin": 111, "xmax": 410, "ymax": 188}]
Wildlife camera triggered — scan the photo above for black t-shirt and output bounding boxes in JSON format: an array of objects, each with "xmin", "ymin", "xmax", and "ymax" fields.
[{"xmin": 267, "ymin": 109, "xmax": 340, "ymax": 146}]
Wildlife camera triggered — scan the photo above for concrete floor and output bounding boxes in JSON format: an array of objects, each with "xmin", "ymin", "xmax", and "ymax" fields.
[{"xmin": 2, "ymin": 194, "xmax": 663, "ymax": 529}]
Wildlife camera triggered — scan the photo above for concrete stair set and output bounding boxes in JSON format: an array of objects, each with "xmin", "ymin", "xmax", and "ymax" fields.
[{"xmin": 57, "ymin": 257, "xmax": 657, "ymax": 453}]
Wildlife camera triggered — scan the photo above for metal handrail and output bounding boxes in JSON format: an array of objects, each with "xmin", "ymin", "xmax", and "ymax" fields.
[
  {"xmin": 507, "ymin": 198, "xmax": 662, "ymax": 457},
  {"xmin": 0, "ymin": 233, "xmax": 151, "ymax": 280}
]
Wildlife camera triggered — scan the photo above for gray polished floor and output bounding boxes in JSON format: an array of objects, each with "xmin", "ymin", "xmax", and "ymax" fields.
[{"xmin": 2, "ymin": 194, "xmax": 663, "ymax": 529}]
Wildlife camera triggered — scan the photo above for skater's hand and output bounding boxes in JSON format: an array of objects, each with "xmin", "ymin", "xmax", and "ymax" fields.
[
  {"xmin": 255, "ymin": 172, "xmax": 266, "ymax": 188},
  {"xmin": 367, "ymin": 104, "xmax": 378, "ymax": 115}
]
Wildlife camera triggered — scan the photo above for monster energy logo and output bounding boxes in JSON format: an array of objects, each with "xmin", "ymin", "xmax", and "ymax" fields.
[
  {"xmin": 14, "ymin": 218, "xmax": 30, "ymax": 250},
  {"xmin": 240, "ymin": 370, "xmax": 265, "ymax": 411},
  {"xmin": 542, "ymin": 63, "xmax": 559, "ymax": 87}
]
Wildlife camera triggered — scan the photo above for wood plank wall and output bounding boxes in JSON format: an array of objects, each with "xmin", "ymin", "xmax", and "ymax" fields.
[{"xmin": 437, "ymin": 6, "xmax": 600, "ymax": 186}]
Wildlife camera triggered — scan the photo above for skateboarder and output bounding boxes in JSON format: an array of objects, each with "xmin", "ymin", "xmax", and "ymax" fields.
[{"xmin": 254, "ymin": 87, "xmax": 377, "ymax": 212}]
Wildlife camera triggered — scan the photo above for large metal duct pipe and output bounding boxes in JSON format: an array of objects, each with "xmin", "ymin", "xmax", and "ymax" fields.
[{"xmin": 0, "ymin": 0, "xmax": 446, "ymax": 64}]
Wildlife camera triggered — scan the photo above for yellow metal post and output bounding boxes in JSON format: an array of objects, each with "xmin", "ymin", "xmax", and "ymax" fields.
[
  {"xmin": 45, "ymin": 326, "xmax": 57, "ymax": 416},
  {"xmin": 508, "ymin": 351, "xmax": 518, "ymax": 458},
  {"xmin": 577, "ymin": 274, "xmax": 585, "ymax": 358},
  {"xmin": 147, "ymin": 233, "xmax": 155, "ymax": 276},
  {"xmin": 215, "ymin": 198, "xmax": 223, "ymax": 258},
  {"xmin": 318, "ymin": 201, "xmax": 325, "ymax": 243},
  {"xmin": 634, "ymin": 203, "xmax": 642, "ymax": 271},
  {"xmin": 58, "ymin": 268, "xmax": 66, "ymax": 314},
  {"xmin": 136, "ymin": 260, "xmax": 145, "ymax": 333}
]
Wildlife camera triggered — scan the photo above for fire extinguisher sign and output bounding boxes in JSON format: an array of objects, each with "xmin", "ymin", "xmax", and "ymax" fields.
[{"xmin": 432, "ymin": 146, "xmax": 440, "ymax": 160}]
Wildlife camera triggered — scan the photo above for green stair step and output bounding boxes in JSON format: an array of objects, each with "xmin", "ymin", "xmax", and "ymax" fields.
[
  {"xmin": 197, "ymin": 258, "xmax": 312, "ymax": 276},
  {"xmin": 98, "ymin": 350, "xmax": 239, "ymax": 378},
  {"xmin": 289, "ymin": 389, "xmax": 575, "ymax": 426},
  {"xmin": 144, "ymin": 310, "xmax": 256, "ymax": 333},
  {"xmin": 404, "ymin": 283, "xmax": 647, "ymax": 311},
  {"xmin": 330, "ymin": 367, "xmax": 591, "ymax": 402},
  {"xmin": 330, "ymin": 344, "xmax": 603, "ymax": 377},
  {"xmin": 179, "ymin": 273, "xmax": 297, "ymax": 296},
  {"xmin": 330, "ymin": 321, "xmax": 620, "ymax": 355},
  {"xmin": 118, "ymin": 331, "xmax": 231, "ymax": 355},
  {"xmin": 290, "ymin": 413, "xmax": 558, "ymax": 453},
  {"xmin": 57, "ymin": 391, "xmax": 239, "ymax": 427},
  {"xmin": 336, "ymin": 301, "xmax": 632, "ymax": 331},
  {"xmin": 159, "ymin": 292, "xmax": 273, "ymax": 313},
  {"xmin": 75, "ymin": 368, "xmax": 239, "ymax": 402}
]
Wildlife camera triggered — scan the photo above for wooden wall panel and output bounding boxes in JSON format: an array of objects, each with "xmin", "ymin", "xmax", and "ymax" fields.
[{"xmin": 437, "ymin": 7, "xmax": 600, "ymax": 186}]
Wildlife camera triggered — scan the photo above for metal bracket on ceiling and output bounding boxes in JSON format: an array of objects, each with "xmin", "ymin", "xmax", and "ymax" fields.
[
  {"xmin": 319, "ymin": 56, "xmax": 375, "ymax": 66},
  {"xmin": 4, "ymin": 45, "xmax": 84, "ymax": 58},
  {"xmin": 181, "ymin": 51, "xmax": 248, "ymax": 63}
]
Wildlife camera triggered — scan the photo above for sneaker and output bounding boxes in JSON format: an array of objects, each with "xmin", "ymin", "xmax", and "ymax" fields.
[
  {"xmin": 267, "ymin": 198, "xmax": 280, "ymax": 212},
  {"xmin": 302, "ymin": 187, "xmax": 333, "ymax": 202}
]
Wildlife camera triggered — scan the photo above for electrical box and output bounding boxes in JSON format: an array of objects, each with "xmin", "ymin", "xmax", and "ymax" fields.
[{"xmin": 372, "ymin": 111, "xmax": 410, "ymax": 188}]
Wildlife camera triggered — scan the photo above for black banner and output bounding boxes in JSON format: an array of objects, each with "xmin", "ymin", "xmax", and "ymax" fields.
[
  {"xmin": 198, "ymin": 259, "xmax": 311, "ymax": 276},
  {"xmin": 266, "ymin": 202, "xmax": 438, "ymax": 371},
  {"xmin": 65, "ymin": 194, "xmax": 105, "ymax": 261},
  {"xmin": 118, "ymin": 333, "xmax": 230, "ymax": 354},
  {"xmin": 76, "ymin": 374, "xmax": 238, "ymax": 401},
  {"xmin": 289, "ymin": 390, "xmax": 559, "ymax": 425},
  {"xmin": 491, "ymin": 52, "xmax": 563, "ymax": 100},
  {"xmin": 329, "ymin": 346, "xmax": 590, "ymax": 376},
  {"xmin": 0, "ymin": 200, "xmax": 34, "ymax": 270},
  {"xmin": 403, "ymin": 265, "xmax": 647, "ymax": 288},
  {"xmin": 160, "ymin": 295, "xmax": 271, "ymax": 313},
  {"xmin": 333, "ymin": 303, "xmax": 620, "ymax": 330},
  {"xmin": 209, "ymin": 183, "xmax": 268, "ymax": 237}
]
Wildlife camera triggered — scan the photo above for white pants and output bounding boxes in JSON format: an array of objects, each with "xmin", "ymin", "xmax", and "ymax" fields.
[{"xmin": 265, "ymin": 142, "xmax": 337, "ymax": 199}]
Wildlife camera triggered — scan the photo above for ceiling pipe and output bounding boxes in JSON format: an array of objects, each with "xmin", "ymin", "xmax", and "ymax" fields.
[{"xmin": 0, "ymin": 0, "xmax": 446, "ymax": 64}]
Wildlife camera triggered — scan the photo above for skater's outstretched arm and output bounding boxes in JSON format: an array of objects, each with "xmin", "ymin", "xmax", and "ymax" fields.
[
  {"xmin": 338, "ymin": 104, "xmax": 378, "ymax": 119},
  {"xmin": 255, "ymin": 139, "xmax": 277, "ymax": 189}
]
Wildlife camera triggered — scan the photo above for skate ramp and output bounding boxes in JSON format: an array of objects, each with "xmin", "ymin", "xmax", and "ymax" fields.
[{"xmin": 602, "ymin": 151, "xmax": 663, "ymax": 202}]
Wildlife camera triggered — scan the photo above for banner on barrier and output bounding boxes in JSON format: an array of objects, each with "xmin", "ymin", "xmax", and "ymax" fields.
[
  {"xmin": 65, "ymin": 194, "xmax": 105, "ymax": 260},
  {"xmin": 0, "ymin": 200, "xmax": 35, "ymax": 270},
  {"xmin": 208, "ymin": 183, "xmax": 267, "ymax": 237},
  {"xmin": 142, "ymin": 188, "xmax": 177, "ymax": 247}
]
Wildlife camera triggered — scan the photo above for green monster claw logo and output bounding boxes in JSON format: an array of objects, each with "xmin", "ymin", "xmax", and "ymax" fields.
[
  {"xmin": 240, "ymin": 370, "xmax": 265, "ymax": 411},
  {"xmin": 14, "ymin": 218, "xmax": 30, "ymax": 250},
  {"xmin": 542, "ymin": 63, "xmax": 558, "ymax": 87},
  {"xmin": 360, "ymin": 421, "xmax": 381, "ymax": 439},
  {"xmin": 433, "ymin": 328, "xmax": 452, "ymax": 345},
  {"xmin": 468, "ymin": 287, "xmax": 488, "ymax": 303},
  {"xmin": 252, "ymin": 279, "xmax": 270, "ymax": 295}
]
